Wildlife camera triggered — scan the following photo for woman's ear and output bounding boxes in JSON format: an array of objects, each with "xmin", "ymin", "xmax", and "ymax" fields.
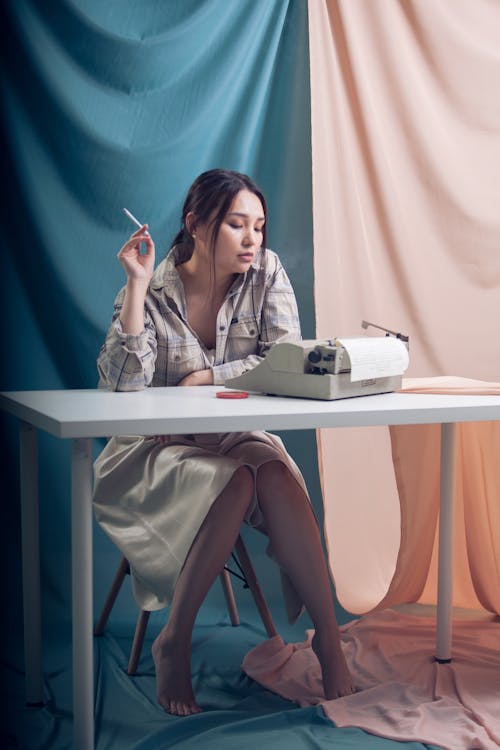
[{"xmin": 185, "ymin": 211, "xmax": 197, "ymax": 238}]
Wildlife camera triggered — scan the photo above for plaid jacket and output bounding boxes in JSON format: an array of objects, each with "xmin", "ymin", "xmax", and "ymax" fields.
[{"xmin": 97, "ymin": 244, "xmax": 302, "ymax": 390}]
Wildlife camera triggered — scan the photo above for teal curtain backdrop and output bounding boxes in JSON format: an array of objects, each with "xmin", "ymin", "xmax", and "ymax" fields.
[{"xmin": 1, "ymin": 0, "xmax": 316, "ymax": 613}]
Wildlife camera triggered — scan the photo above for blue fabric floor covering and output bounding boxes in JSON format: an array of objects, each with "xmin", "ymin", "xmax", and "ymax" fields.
[{"xmin": 3, "ymin": 600, "xmax": 440, "ymax": 750}]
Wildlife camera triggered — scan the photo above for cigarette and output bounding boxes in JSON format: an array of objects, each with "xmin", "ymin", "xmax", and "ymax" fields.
[{"xmin": 122, "ymin": 207, "xmax": 148, "ymax": 234}]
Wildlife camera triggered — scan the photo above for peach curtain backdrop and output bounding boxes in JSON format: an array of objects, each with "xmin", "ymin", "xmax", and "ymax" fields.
[{"xmin": 307, "ymin": 0, "xmax": 500, "ymax": 614}]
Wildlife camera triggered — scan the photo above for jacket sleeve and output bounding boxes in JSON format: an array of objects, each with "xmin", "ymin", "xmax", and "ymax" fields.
[
  {"xmin": 96, "ymin": 287, "xmax": 158, "ymax": 391},
  {"xmin": 211, "ymin": 255, "xmax": 302, "ymax": 385}
]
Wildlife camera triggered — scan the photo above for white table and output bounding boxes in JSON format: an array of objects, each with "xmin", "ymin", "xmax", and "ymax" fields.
[{"xmin": 2, "ymin": 385, "xmax": 500, "ymax": 750}]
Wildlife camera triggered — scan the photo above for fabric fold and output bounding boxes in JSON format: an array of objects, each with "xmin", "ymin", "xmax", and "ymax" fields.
[
  {"xmin": 308, "ymin": 0, "xmax": 500, "ymax": 618},
  {"xmin": 242, "ymin": 609, "xmax": 500, "ymax": 750}
]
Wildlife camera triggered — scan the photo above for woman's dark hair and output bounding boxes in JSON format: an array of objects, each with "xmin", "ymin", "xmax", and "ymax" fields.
[{"xmin": 171, "ymin": 169, "xmax": 267, "ymax": 258}]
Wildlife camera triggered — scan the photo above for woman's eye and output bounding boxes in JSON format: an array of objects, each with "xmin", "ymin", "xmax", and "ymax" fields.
[{"xmin": 229, "ymin": 223, "xmax": 243, "ymax": 229}]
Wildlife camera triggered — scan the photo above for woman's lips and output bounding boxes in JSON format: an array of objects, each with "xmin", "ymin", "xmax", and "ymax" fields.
[{"xmin": 238, "ymin": 254, "xmax": 254, "ymax": 262}]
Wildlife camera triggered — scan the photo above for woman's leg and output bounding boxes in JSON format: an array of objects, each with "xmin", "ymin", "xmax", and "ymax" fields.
[
  {"xmin": 152, "ymin": 465, "xmax": 254, "ymax": 716},
  {"xmin": 256, "ymin": 460, "xmax": 356, "ymax": 699}
]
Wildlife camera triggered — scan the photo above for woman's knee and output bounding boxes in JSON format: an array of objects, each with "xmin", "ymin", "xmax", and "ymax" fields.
[
  {"xmin": 228, "ymin": 465, "xmax": 254, "ymax": 502},
  {"xmin": 256, "ymin": 460, "xmax": 293, "ymax": 496}
]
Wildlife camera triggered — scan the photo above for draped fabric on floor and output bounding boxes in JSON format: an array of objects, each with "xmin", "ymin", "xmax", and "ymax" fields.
[
  {"xmin": 307, "ymin": 0, "xmax": 500, "ymax": 615},
  {"xmin": 243, "ymin": 609, "xmax": 500, "ymax": 750}
]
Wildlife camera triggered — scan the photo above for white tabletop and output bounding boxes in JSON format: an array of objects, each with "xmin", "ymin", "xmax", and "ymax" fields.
[{"xmin": 2, "ymin": 386, "xmax": 500, "ymax": 439}]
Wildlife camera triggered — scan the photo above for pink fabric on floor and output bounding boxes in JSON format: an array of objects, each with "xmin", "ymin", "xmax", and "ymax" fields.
[{"xmin": 242, "ymin": 609, "xmax": 500, "ymax": 750}]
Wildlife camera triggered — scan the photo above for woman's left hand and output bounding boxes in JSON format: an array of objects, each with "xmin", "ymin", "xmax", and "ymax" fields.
[{"xmin": 178, "ymin": 369, "xmax": 214, "ymax": 387}]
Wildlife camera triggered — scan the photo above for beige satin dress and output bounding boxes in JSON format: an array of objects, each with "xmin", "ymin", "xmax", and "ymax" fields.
[{"xmin": 93, "ymin": 428, "xmax": 309, "ymax": 617}]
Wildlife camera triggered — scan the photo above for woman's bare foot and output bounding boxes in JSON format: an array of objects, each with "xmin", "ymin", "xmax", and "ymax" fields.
[
  {"xmin": 311, "ymin": 630, "xmax": 357, "ymax": 699},
  {"xmin": 151, "ymin": 634, "xmax": 202, "ymax": 716}
]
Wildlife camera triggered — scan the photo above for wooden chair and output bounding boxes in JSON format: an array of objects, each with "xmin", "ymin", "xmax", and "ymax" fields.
[{"xmin": 94, "ymin": 534, "xmax": 278, "ymax": 674}]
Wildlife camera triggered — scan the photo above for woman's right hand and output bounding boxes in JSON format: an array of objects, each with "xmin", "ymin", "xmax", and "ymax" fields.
[{"xmin": 117, "ymin": 225, "xmax": 155, "ymax": 282}]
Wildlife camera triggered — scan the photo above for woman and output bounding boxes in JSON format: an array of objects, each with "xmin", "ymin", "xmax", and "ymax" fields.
[{"xmin": 93, "ymin": 169, "xmax": 355, "ymax": 716}]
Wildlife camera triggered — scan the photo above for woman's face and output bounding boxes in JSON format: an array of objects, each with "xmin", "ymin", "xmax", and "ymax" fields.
[{"xmin": 196, "ymin": 189, "xmax": 265, "ymax": 277}]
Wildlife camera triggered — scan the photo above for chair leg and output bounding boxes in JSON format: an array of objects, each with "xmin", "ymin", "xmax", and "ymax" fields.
[
  {"xmin": 96, "ymin": 538, "xmax": 278, "ymax": 679},
  {"xmin": 127, "ymin": 609, "xmax": 151, "ymax": 675},
  {"xmin": 94, "ymin": 556, "xmax": 130, "ymax": 636},
  {"xmin": 220, "ymin": 568, "xmax": 240, "ymax": 626},
  {"xmin": 127, "ymin": 567, "xmax": 241, "ymax": 676},
  {"xmin": 234, "ymin": 535, "xmax": 278, "ymax": 638}
]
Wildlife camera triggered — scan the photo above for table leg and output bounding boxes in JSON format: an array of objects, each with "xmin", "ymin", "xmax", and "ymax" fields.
[
  {"xmin": 71, "ymin": 438, "xmax": 94, "ymax": 750},
  {"xmin": 435, "ymin": 422, "xmax": 457, "ymax": 663},
  {"xmin": 19, "ymin": 421, "xmax": 44, "ymax": 706}
]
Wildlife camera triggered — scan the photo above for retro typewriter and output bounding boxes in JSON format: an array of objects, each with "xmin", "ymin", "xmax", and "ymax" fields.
[{"xmin": 224, "ymin": 321, "xmax": 409, "ymax": 400}]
